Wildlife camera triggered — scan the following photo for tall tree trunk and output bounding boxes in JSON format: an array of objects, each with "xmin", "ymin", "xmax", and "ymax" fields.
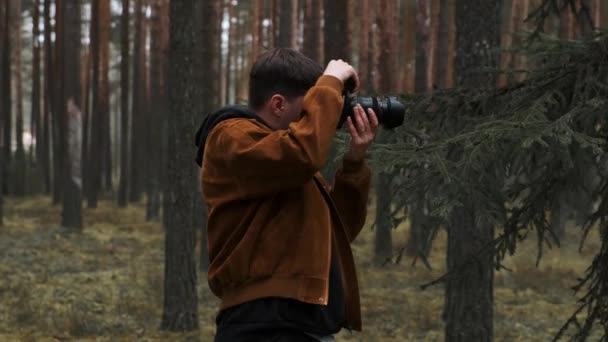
[
  {"xmin": 60, "ymin": 0, "xmax": 83, "ymax": 230},
  {"xmin": 323, "ymin": 0, "xmax": 351, "ymax": 62},
  {"xmin": 197, "ymin": 0, "xmax": 221, "ymax": 272},
  {"xmin": 278, "ymin": 0, "xmax": 297, "ymax": 48},
  {"xmin": 118, "ymin": 0, "xmax": 130, "ymax": 208},
  {"xmin": 498, "ymin": 0, "xmax": 514, "ymax": 88},
  {"xmin": 0, "ymin": 0, "xmax": 5, "ymax": 224},
  {"xmin": 2, "ymin": 0, "xmax": 12, "ymax": 195},
  {"xmin": 402, "ymin": 0, "xmax": 416, "ymax": 93},
  {"xmin": 415, "ymin": 0, "xmax": 430, "ymax": 94},
  {"xmin": 444, "ymin": 1, "xmax": 501, "ymax": 341},
  {"xmin": 427, "ymin": 0, "xmax": 440, "ymax": 91},
  {"xmin": 359, "ymin": 0, "xmax": 369, "ymax": 91},
  {"xmin": 99, "ymin": 0, "xmax": 111, "ymax": 194},
  {"xmin": 81, "ymin": 46, "xmax": 90, "ymax": 204},
  {"xmin": 14, "ymin": 0, "xmax": 26, "ymax": 196},
  {"xmin": 0, "ymin": 1, "xmax": 13, "ymax": 193},
  {"xmin": 602, "ymin": 0, "xmax": 608, "ymax": 30},
  {"xmin": 373, "ymin": 0, "xmax": 396, "ymax": 266},
  {"xmin": 250, "ymin": 0, "xmax": 263, "ymax": 61},
  {"xmin": 436, "ymin": 0, "xmax": 455, "ymax": 89},
  {"xmin": 161, "ymin": 0, "xmax": 200, "ymax": 331},
  {"xmin": 303, "ymin": 0, "xmax": 322, "ymax": 62},
  {"xmin": 224, "ymin": 0, "xmax": 233, "ymax": 105},
  {"xmin": 88, "ymin": 0, "xmax": 100, "ymax": 208},
  {"xmin": 42, "ymin": 0, "xmax": 52, "ymax": 194},
  {"xmin": 146, "ymin": 0, "xmax": 166, "ymax": 221},
  {"xmin": 32, "ymin": 0, "xmax": 42, "ymax": 169},
  {"xmin": 130, "ymin": 0, "xmax": 144, "ymax": 203}
]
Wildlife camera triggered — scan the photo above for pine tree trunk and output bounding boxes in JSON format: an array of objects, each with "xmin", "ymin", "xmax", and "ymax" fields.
[
  {"xmin": 402, "ymin": 0, "xmax": 416, "ymax": 93},
  {"xmin": 427, "ymin": 0, "xmax": 440, "ymax": 92},
  {"xmin": 436, "ymin": 0, "xmax": 455, "ymax": 89},
  {"xmin": 60, "ymin": 0, "xmax": 83, "ymax": 230},
  {"xmin": 323, "ymin": 0, "xmax": 351, "ymax": 62},
  {"xmin": 415, "ymin": 0, "xmax": 430, "ymax": 94},
  {"xmin": 0, "ymin": 0, "xmax": 5, "ymax": 224},
  {"xmin": 42, "ymin": 0, "xmax": 52, "ymax": 194},
  {"xmin": 303, "ymin": 0, "xmax": 322, "ymax": 62},
  {"xmin": 99, "ymin": 0, "xmax": 111, "ymax": 194},
  {"xmin": 118, "ymin": 0, "xmax": 130, "ymax": 208},
  {"xmin": 32, "ymin": 0, "xmax": 42, "ymax": 169},
  {"xmin": 161, "ymin": 0, "xmax": 200, "ymax": 331},
  {"xmin": 88, "ymin": 0, "xmax": 100, "ymax": 208},
  {"xmin": 224, "ymin": 0, "xmax": 233, "ymax": 104},
  {"xmin": 146, "ymin": 0, "xmax": 165, "ymax": 221},
  {"xmin": 373, "ymin": 0, "xmax": 396, "ymax": 266},
  {"xmin": 2, "ymin": 0, "xmax": 12, "ymax": 195},
  {"xmin": 444, "ymin": 1, "xmax": 501, "ymax": 341},
  {"xmin": 358, "ymin": 0, "xmax": 369, "ymax": 91},
  {"xmin": 498, "ymin": 0, "xmax": 514, "ymax": 88},
  {"xmin": 13, "ymin": 0, "xmax": 26, "ymax": 196},
  {"xmin": 602, "ymin": 0, "xmax": 608, "ymax": 29},
  {"xmin": 197, "ymin": 0, "xmax": 221, "ymax": 272},
  {"xmin": 52, "ymin": 0, "xmax": 64, "ymax": 205},
  {"xmin": 130, "ymin": 0, "xmax": 144, "ymax": 203},
  {"xmin": 278, "ymin": 0, "xmax": 296, "ymax": 47},
  {"xmin": 81, "ymin": 44, "xmax": 91, "ymax": 206}
]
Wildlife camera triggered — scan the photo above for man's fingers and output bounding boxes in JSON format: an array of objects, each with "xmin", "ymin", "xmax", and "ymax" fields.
[
  {"xmin": 368, "ymin": 108, "xmax": 379, "ymax": 132},
  {"xmin": 359, "ymin": 105, "xmax": 371, "ymax": 130},
  {"xmin": 347, "ymin": 117, "xmax": 359, "ymax": 139},
  {"xmin": 353, "ymin": 106, "xmax": 366, "ymax": 135}
]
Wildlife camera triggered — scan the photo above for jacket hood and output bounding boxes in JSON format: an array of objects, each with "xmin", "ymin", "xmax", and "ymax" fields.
[{"xmin": 194, "ymin": 105, "xmax": 270, "ymax": 167}]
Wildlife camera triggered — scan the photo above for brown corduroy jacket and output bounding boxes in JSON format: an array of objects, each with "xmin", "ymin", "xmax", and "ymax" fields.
[{"xmin": 200, "ymin": 75, "xmax": 371, "ymax": 331}]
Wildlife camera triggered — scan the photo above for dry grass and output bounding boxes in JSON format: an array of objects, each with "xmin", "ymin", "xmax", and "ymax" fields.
[{"xmin": 0, "ymin": 195, "xmax": 602, "ymax": 341}]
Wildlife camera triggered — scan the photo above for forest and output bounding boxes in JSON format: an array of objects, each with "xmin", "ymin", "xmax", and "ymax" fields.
[{"xmin": 0, "ymin": 0, "xmax": 607, "ymax": 341}]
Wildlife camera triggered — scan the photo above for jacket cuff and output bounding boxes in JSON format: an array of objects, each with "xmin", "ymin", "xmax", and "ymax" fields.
[
  {"xmin": 341, "ymin": 157, "xmax": 366, "ymax": 173},
  {"xmin": 315, "ymin": 75, "xmax": 344, "ymax": 94}
]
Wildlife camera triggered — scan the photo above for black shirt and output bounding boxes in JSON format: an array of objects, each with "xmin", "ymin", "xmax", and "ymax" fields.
[{"xmin": 214, "ymin": 241, "xmax": 345, "ymax": 339}]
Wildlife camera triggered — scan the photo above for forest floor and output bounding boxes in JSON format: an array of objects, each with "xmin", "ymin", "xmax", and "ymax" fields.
[{"xmin": 0, "ymin": 195, "xmax": 603, "ymax": 341}]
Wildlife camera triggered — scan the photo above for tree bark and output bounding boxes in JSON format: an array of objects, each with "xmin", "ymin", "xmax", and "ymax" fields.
[
  {"xmin": 415, "ymin": 0, "xmax": 430, "ymax": 94},
  {"xmin": 197, "ymin": 0, "xmax": 221, "ymax": 272},
  {"xmin": 323, "ymin": 0, "xmax": 351, "ymax": 62},
  {"xmin": 303, "ymin": 0, "xmax": 323, "ymax": 62},
  {"xmin": 0, "ymin": 0, "xmax": 5, "ymax": 223},
  {"xmin": 2, "ymin": 0, "xmax": 12, "ymax": 195},
  {"xmin": 118, "ymin": 0, "xmax": 130, "ymax": 208},
  {"xmin": 99, "ymin": 0, "xmax": 111, "ymax": 194},
  {"xmin": 60, "ymin": 0, "xmax": 83, "ymax": 230},
  {"xmin": 14, "ymin": 0, "xmax": 26, "ymax": 196},
  {"xmin": 427, "ymin": 0, "xmax": 440, "ymax": 92},
  {"xmin": 444, "ymin": 1, "xmax": 501, "ymax": 341},
  {"xmin": 32, "ymin": 0, "xmax": 42, "ymax": 169},
  {"xmin": 278, "ymin": 0, "xmax": 297, "ymax": 48},
  {"xmin": 42, "ymin": 0, "xmax": 52, "ymax": 194},
  {"xmin": 146, "ymin": 0, "xmax": 166, "ymax": 221},
  {"xmin": 359, "ymin": 0, "xmax": 369, "ymax": 91},
  {"xmin": 498, "ymin": 0, "xmax": 514, "ymax": 88},
  {"xmin": 88, "ymin": 0, "xmax": 100, "ymax": 208},
  {"xmin": 373, "ymin": 0, "xmax": 396, "ymax": 266},
  {"xmin": 161, "ymin": 0, "xmax": 200, "ymax": 331},
  {"xmin": 402, "ymin": 0, "xmax": 416, "ymax": 93},
  {"xmin": 436, "ymin": 0, "xmax": 455, "ymax": 89},
  {"xmin": 130, "ymin": 0, "xmax": 145, "ymax": 203}
]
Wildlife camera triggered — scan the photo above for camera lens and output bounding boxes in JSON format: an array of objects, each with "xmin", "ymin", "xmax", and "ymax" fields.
[{"xmin": 339, "ymin": 95, "xmax": 405, "ymax": 129}]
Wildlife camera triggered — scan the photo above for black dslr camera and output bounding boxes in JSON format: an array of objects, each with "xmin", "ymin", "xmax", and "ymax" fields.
[{"xmin": 338, "ymin": 78, "xmax": 405, "ymax": 129}]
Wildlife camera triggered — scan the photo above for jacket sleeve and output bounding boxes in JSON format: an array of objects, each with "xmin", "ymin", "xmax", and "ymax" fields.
[
  {"xmin": 206, "ymin": 75, "xmax": 345, "ymax": 198},
  {"xmin": 330, "ymin": 158, "xmax": 372, "ymax": 242}
]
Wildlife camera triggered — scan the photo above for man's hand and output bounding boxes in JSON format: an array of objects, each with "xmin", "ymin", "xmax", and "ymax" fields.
[
  {"xmin": 323, "ymin": 59, "xmax": 360, "ymax": 92},
  {"xmin": 344, "ymin": 104, "xmax": 379, "ymax": 161}
]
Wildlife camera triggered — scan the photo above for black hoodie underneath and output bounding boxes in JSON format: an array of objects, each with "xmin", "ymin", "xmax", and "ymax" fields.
[{"xmin": 195, "ymin": 106, "xmax": 346, "ymax": 338}]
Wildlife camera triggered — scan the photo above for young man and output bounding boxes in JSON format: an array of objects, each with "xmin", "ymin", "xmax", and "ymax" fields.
[{"xmin": 195, "ymin": 48, "xmax": 378, "ymax": 341}]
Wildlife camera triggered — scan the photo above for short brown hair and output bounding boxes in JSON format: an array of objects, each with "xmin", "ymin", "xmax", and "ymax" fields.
[{"xmin": 248, "ymin": 48, "xmax": 323, "ymax": 110}]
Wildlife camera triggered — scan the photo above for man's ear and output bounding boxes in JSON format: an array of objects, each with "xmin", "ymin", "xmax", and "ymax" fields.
[{"xmin": 269, "ymin": 94, "xmax": 286, "ymax": 117}]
